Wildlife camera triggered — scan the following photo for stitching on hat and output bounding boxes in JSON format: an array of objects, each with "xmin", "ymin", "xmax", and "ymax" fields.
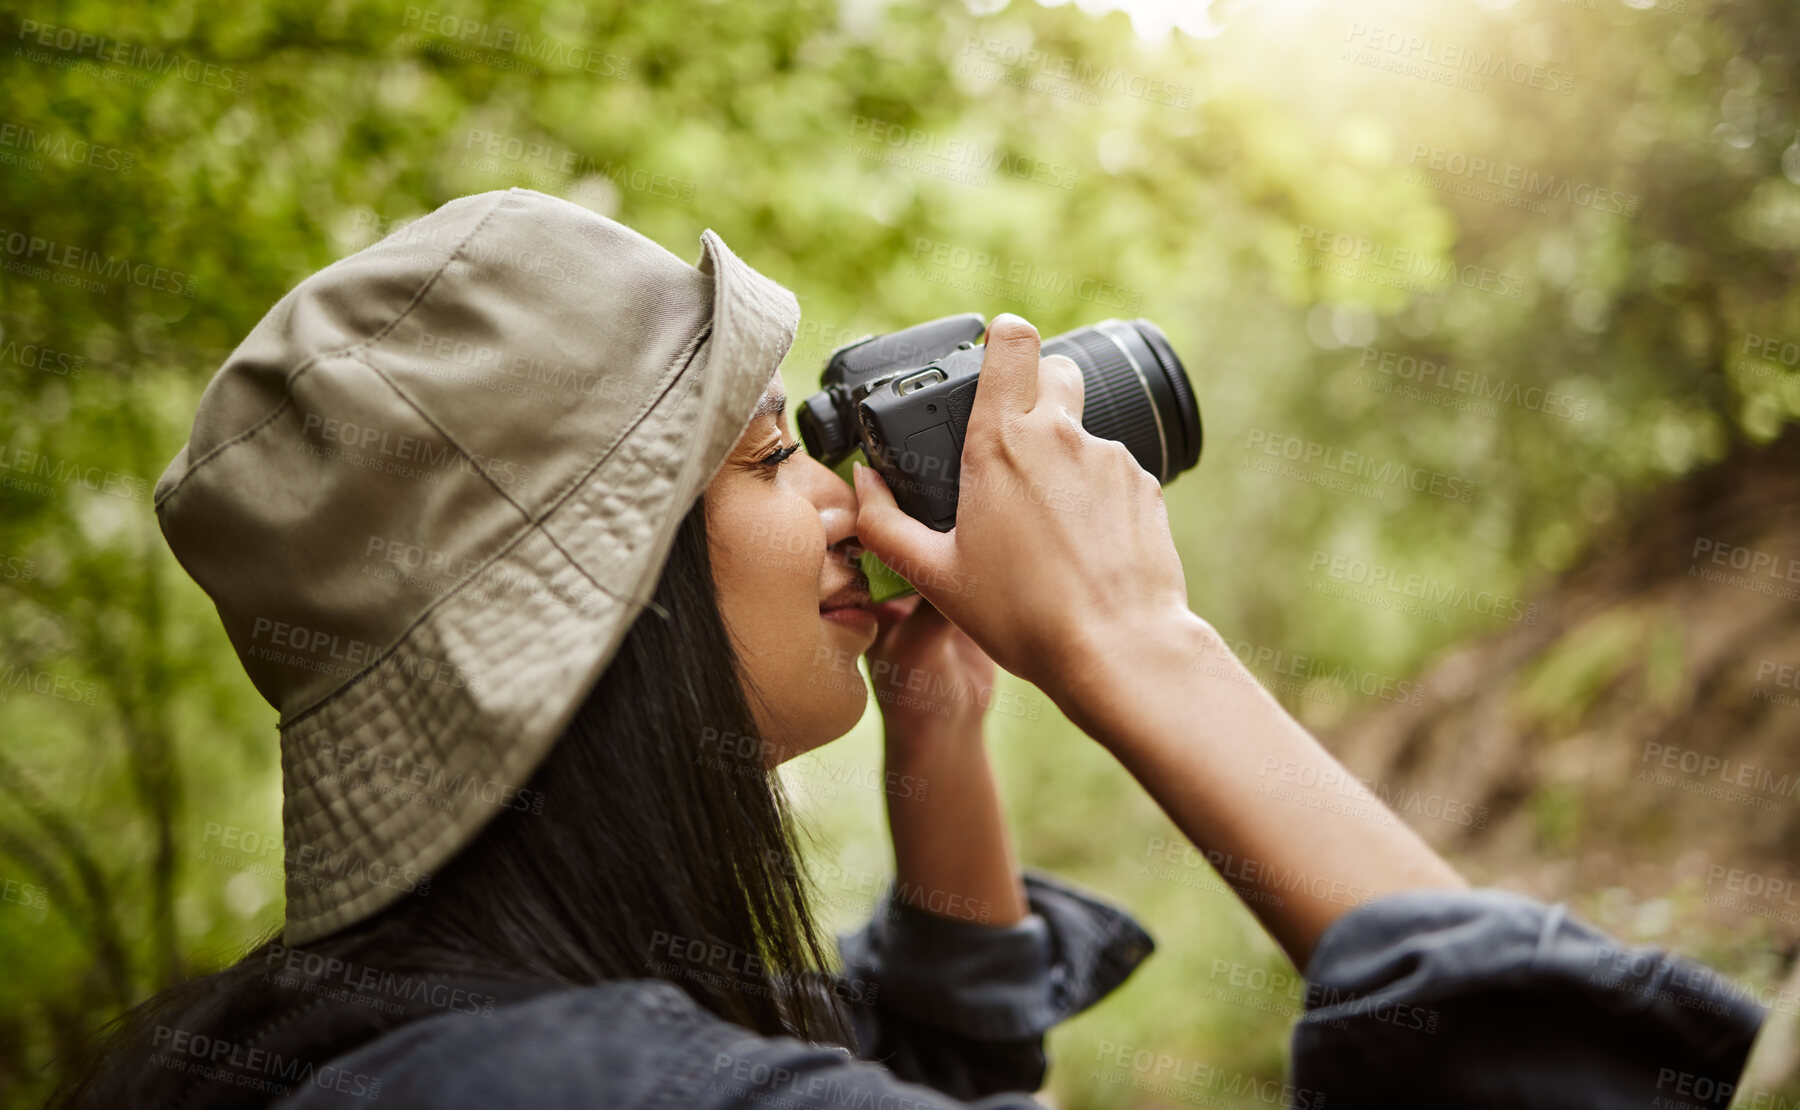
[
  {"xmin": 281, "ymin": 565, "xmax": 598, "ymax": 936},
  {"xmin": 531, "ymin": 320, "xmax": 711, "ymax": 526},
  {"xmin": 152, "ymin": 193, "xmax": 513, "ymax": 513},
  {"xmin": 349, "ymin": 347, "xmax": 644, "ymax": 605},
  {"xmin": 275, "ymin": 331, "xmax": 703, "ymax": 734}
]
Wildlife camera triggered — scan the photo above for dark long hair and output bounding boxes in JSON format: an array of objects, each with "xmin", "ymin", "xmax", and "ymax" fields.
[{"xmin": 55, "ymin": 498, "xmax": 846, "ymax": 1108}]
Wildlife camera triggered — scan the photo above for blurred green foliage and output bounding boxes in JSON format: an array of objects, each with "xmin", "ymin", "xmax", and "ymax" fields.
[{"xmin": 3, "ymin": 0, "xmax": 1799, "ymax": 1104}]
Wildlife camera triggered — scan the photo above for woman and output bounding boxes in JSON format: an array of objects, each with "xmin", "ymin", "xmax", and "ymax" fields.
[{"xmin": 61, "ymin": 190, "xmax": 1763, "ymax": 1108}]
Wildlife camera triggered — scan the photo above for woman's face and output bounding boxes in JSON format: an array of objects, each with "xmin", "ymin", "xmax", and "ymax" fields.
[{"xmin": 704, "ymin": 371, "xmax": 877, "ymax": 763}]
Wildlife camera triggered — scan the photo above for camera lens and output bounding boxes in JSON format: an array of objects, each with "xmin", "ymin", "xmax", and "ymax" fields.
[{"xmin": 1040, "ymin": 319, "xmax": 1202, "ymax": 482}]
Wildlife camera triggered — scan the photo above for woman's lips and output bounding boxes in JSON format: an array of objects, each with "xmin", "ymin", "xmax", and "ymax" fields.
[
  {"xmin": 820, "ymin": 606, "xmax": 879, "ymax": 635},
  {"xmin": 820, "ymin": 577, "xmax": 877, "ymax": 634},
  {"xmin": 819, "ymin": 574, "xmax": 872, "ymax": 613}
]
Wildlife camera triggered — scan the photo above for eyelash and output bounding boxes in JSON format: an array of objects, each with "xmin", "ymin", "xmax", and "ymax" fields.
[{"xmin": 758, "ymin": 442, "xmax": 803, "ymax": 471}]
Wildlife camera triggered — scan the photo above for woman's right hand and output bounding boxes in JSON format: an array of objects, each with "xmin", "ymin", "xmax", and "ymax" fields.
[
  {"xmin": 852, "ymin": 314, "xmax": 1194, "ymax": 707},
  {"xmin": 859, "ymin": 314, "xmax": 1467, "ymax": 967}
]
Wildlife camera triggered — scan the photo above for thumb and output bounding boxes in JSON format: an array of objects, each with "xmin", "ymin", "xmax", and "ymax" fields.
[{"xmin": 853, "ymin": 462, "xmax": 955, "ymax": 592}]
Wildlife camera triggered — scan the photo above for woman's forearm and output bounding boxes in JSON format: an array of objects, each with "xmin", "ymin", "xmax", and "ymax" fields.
[
  {"xmin": 1055, "ymin": 610, "xmax": 1466, "ymax": 968},
  {"xmin": 883, "ymin": 723, "xmax": 1029, "ymax": 928}
]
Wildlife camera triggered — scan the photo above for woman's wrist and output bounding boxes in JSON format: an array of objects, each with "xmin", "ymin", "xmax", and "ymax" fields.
[
  {"xmin": 881, "ymin": 712, "xmax": 1028, "ymax": 927},
  {"xmin": 881, "ymin": 712, "xmax": 985, "ymax": 777},
  {"xmin": 876, "ymin": 669, "xmax": 990, "ymax": 751},
  {"xmin": 1044, "ymin": 607, "xmax": 1223, "ymax": 750},
  {"xmin": 1040, "ymin": 604, "xmax": 1465, "ymax": 963}
]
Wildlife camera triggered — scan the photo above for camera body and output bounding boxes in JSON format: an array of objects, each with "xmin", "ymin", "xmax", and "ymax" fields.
[{"xmin": 798, "ymin": 313, "xmax": 1202, "ymax": 532}]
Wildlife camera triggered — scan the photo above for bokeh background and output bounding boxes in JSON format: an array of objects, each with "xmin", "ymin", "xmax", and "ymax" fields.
[{"xmin": 4, "ymin": 0, "xmax": 1800, "ymax": 1104}]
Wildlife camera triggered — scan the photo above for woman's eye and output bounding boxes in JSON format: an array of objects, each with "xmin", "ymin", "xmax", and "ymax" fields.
[{"xmin": 757, "ymin": 442, "xmax": 803, "ymax": 473}]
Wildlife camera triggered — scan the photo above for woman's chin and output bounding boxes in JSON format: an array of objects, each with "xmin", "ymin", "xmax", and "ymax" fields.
[
  {"xmin": 768, "ymin": 667, "xmax": 869, "ymax": 765},
  {"xmin": 830, "ymin": 670, "xmax": 871, "ymax": 730},
  {"xmin": 816, "ymin": 668, "xmax": 871, "ymax": 744}
]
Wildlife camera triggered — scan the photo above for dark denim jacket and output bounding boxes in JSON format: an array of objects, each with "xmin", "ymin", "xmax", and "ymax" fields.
[{"xmin": 279, "ymin": 874, "xmax": 1765, "ymax": 1109}]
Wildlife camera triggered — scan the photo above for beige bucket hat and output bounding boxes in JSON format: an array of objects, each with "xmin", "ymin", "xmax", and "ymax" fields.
[{"xmin": 154, "ymin": 188, "xmax": 799, "ymax": 944}]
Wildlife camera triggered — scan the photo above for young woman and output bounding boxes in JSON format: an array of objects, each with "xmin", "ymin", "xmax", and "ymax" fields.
[{"xmin": 60, "ymin": 190, "xmax": 1763, "ymax": 1108}]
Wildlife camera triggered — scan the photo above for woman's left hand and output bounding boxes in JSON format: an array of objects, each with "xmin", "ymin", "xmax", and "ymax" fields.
[
  {"xmin": 865, "ymin": 595, "xmax": 995, "ymax": 743},
  {"xmin": 864, "ymin": 594, "xmax": 1028, "ymax": 927}
]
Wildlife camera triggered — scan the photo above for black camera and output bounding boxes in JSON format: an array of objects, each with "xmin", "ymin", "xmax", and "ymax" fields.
[{"xmin": 797, "ymin": 314, "xmax": 1203, "ymax": 532}]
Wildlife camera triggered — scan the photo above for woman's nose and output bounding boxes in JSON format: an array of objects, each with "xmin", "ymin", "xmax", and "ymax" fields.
[{"xmin": 792, "ymin": 453, "xmax": 860, "ymax": 549}]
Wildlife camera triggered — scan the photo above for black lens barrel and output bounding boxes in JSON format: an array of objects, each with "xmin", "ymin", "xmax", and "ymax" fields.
[{"xmin": 1040, "ymin": 319, "xmax": 1202, "ymax": 483}]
